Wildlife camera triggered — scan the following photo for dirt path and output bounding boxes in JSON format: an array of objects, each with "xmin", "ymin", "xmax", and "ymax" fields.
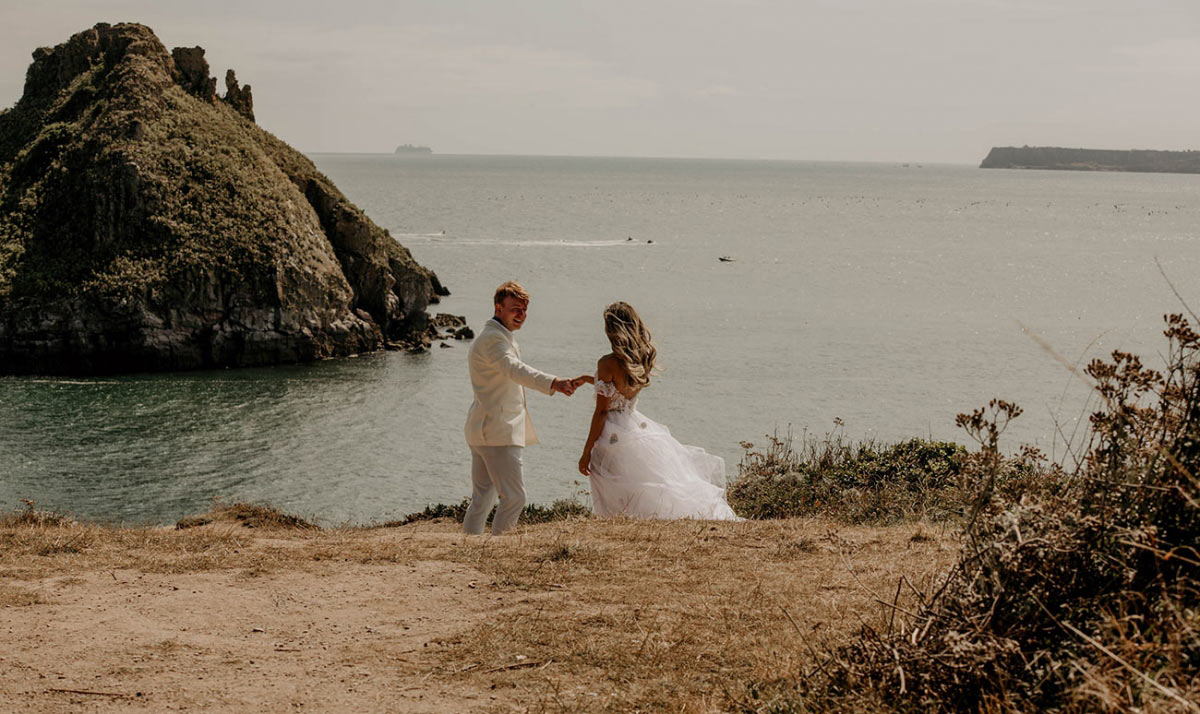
[{"xmin": 1, "ymin": 558, "xmax": 504, "ymax": 712}]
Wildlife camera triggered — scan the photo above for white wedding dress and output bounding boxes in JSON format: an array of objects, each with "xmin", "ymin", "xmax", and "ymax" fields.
[{"xmin": 587, "ymin": 377, "xmax": 740, "ymax": 520}]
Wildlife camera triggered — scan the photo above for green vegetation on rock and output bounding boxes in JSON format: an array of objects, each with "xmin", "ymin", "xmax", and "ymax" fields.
[
  {"xmin": 0, "ymin": 22, "xmax": 448, "ymax": 374},
  {"xmin": 981, "ymin": 145, "xmax": 1200, "ymax": 173}
]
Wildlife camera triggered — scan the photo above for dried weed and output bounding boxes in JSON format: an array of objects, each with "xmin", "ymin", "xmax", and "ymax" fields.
[
  {"xmin": 0, "ymin": 583, "xmax": 44, "ymax": 607},
  {"xmin": 778, "ymin": 314, "xmax": 1200, "ymax": 713},
  {"xmin": 429, "ymin": 517, "xmax": 953, "ymax": 712}
]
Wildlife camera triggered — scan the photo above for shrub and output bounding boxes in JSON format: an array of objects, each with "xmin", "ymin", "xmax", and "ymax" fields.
[
  {"xmin": 520, "ymin": 499, "xmax": 592, "ymax": 524},
  {"xmin": 769, "ymin": 314, "xmax": 1200, "ymax": 712},
  {"xmin": 386, "ymin": 498, "xmax": 590, "ymax": 528},
  {"xmin": 175, "ymin": 502, "xmax": 317, "ymax": 530},
  {"xmin": 0, "ymin": 499, "xmax": 75, "ymax": 527},
  {"xmin": 728, "ymin": 431, "xmax": 968, "ymax": 523}
]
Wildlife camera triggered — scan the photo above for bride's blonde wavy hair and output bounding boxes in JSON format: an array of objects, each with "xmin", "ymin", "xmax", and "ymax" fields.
[{"xmin": 603, "ymin": 302, "xmax": 657, "ymax": 388}]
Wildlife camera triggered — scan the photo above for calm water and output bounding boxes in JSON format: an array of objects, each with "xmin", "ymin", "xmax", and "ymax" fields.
[{"xmin": 3, "ymin": 156, "xmax": 1199, "ymax": 524}]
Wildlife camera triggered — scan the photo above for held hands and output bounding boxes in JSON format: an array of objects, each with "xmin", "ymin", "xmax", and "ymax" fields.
[{"xmin": 552, "ymin": 375, "xmax": 594, "ymax": 397}]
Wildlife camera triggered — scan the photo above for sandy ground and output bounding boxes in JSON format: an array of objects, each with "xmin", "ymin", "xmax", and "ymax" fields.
[
  {"xmin": 3, "ymin": 561, "xmax": 496, "ymax": 712},
  {"xmin": 0, "ymin": 515, "xmax": 958, "ymax": 713}
]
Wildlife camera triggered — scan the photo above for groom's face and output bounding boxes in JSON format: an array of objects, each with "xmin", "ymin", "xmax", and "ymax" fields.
[{"xmin": 495, "ymin": 297, "xmax": 528, "ymax": 331}]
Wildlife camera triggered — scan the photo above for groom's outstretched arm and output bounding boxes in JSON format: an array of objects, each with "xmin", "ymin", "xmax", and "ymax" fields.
[{"xmin": 481, "ymin": 334, "xmax": 558, "ymax": 395}]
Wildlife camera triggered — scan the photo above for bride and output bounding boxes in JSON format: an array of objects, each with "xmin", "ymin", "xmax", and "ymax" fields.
[{"xmin": 575, "ymin": 302, "xmax": 740, "ymax": 520}]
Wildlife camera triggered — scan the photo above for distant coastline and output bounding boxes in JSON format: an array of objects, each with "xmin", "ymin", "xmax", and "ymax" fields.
[
  {"xmin": 980, "ymin": 145, "xmax": 1200, "ymax": 174},
  {"xmin": 394, "ymin": 143, "xmax": 433, "ymax": 155}
]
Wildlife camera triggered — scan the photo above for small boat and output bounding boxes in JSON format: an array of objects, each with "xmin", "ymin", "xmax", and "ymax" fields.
[{"xmin": 718, "ymin": 256, "xmax": 735, "ymax": 262}]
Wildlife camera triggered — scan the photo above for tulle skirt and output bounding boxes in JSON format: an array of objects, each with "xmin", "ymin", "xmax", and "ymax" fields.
[{"xmin": 588, "ymin": 408, "xmax": 740, "ymax": 520}]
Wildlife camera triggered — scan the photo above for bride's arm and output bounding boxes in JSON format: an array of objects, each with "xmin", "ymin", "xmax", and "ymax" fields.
[{"xmin": 578, "ymin": 358, "xmax": 615, "ymax": 476}]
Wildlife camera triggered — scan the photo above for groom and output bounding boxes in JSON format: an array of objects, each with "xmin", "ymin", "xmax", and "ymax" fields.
[{"xmin": 463, "ymin": 281, "xmax": 578, "ymax": 535}]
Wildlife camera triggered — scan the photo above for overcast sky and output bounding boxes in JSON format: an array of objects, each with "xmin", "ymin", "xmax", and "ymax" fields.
[{"xmin": 1, "ymin": 1, "xmax": 1198, "ymax": 163}]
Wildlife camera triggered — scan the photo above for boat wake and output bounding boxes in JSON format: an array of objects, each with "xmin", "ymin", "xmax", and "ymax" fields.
[
  {"xmin": 391, "ymin": 233, "xmax": 648, "ymax": 248},
  {"xmin": 24, "ymin": 379, "xmax": 121, "ymax": 385}
]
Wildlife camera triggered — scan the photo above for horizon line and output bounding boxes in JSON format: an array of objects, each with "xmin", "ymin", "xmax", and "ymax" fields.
[{"xmin": 302, "ymin": 150, "xmax": 976, "ymax": 166}]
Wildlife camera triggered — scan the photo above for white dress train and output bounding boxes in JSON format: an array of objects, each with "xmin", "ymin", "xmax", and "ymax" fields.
[{"xmin": 587, "ymin": 377, "xmax": 740, "ymax": 520}]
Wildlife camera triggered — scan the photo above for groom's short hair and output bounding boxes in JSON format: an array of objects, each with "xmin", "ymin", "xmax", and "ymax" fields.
[{"xmin": 494, "ymin": 281, "xmax": 530, "ymax": 306}]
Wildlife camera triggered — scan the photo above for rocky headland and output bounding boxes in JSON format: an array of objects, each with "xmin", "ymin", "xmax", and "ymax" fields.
[
  {"xmin": 0, "ymin": 23, "xmax": 450, "ymax": 374},
  {"xmin": 980, "ymin": 145, "xmax": 1200, "ymax": 173}
]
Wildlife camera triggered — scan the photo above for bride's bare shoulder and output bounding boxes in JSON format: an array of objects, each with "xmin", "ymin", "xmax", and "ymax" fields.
[{"xmin": 596, "ymin": 353, "xmax": 619, "ymax": 380}]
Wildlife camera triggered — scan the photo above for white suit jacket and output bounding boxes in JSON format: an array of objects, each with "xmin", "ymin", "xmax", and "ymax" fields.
[{"xmin": 464, "ymin": 319, "xmax": 558, "ymax": 447}]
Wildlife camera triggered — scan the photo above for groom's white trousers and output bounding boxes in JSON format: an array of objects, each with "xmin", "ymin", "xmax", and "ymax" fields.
[{"xmin": 464, "ymin": 445, "xmax": 526, "ymax": 535}]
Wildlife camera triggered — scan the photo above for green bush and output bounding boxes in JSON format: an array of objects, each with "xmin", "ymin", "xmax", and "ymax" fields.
[
  {"xmin": 728, "ymin": 432, "xmax": 967, "ymax": 523},
  {"xmin": 386, "ymin": 498, "xmax": 590, "ymax": 528},
  {"xmin": 765, "ymin": 314, "xmax": 1200, "ymax": 712}
]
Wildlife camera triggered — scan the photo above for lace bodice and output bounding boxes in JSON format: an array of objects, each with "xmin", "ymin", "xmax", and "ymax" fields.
[{"xmin": 595, "ymin": 377, "xmax": 638, "ymax": 413}]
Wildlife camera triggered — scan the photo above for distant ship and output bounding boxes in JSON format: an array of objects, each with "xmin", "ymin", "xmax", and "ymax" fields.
[{"xmin": 394, "ymin": 144, "xmax": 433, "ymax": 155}]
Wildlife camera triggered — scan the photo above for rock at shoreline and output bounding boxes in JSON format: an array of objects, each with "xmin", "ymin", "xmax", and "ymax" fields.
[
  {"xmin": 0, "ymin": 22, "xmax": 447, "ymax": 374},
  {"xmin": 424, "ymin": 312, "xmax": 473, "ymax": 343},
  {"xmin": 430, "ymin": 313, "xmax": 466, "ymax": 329}
]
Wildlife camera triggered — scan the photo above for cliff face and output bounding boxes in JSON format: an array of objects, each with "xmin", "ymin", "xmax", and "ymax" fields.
[
  {"xmin": 981, "ymin": 146, "xmax": 1200, "ymax": 174},
  {"xmin": 0, "ymin": 23, "xmax": 448, "ymax": 374}
]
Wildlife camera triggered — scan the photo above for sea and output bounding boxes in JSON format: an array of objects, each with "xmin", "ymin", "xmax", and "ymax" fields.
[{"xmin": 2, "ymin": 155, "xmax": 1198, "ymax": 525}]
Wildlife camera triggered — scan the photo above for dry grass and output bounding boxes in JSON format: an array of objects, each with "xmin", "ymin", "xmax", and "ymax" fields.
[
  {"xmin": 0, "ymin": 511, "xmax": 956, "ymax": 712},
  {"xmin": 0, "ymin": 499, "xmax": 75, "ymax": 527},
  {"xmin": 382, "ymin": 498, "xmax": 591, "ymax": 527},
  {"xmin": 434, "ymin": 517, "xmax": 959, "ymax": 712},
  {"xmin": 0, "ymin": 502, "xmax": 319, "ymax": 580},
  {"xmin": 175, "ymin": 501, "xmax": 318, "ymax": 530},
  {"xmin": 0, "ymin": 583, "xmax": 44, "ymax": 607},
  {"xmin": 789, "ymin": 316, "xmax": 1200, "ymax": 713}
]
